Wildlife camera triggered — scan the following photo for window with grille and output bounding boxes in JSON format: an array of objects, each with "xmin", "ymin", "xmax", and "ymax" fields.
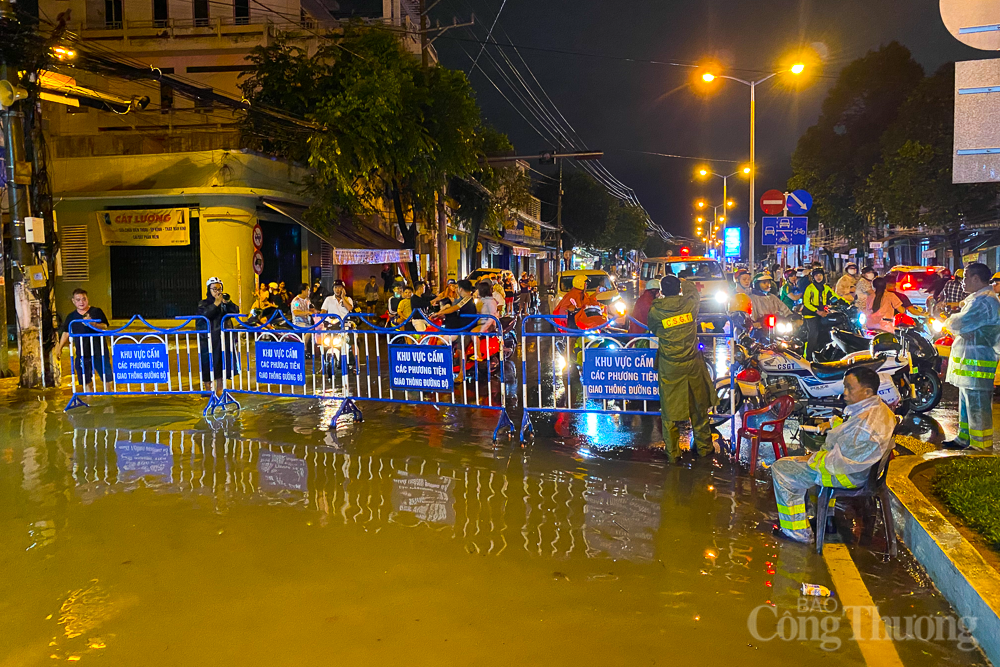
[
  {"xmin": 61, "ymin": 226, "xmax": 90, "ymax": 281},
  {"xmin": 320, "ymin": 242, "xmax": 334, "ymax": 278}
]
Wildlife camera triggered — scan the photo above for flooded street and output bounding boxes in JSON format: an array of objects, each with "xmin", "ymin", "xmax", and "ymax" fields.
[{"xmin": 0, "ymin": 385, "xmax": 989, "ymax": 666}]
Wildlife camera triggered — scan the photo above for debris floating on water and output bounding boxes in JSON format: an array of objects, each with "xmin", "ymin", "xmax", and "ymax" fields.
[{"xmin": 800, "ymin": 583, "xmax": 831, "ymax": 597}]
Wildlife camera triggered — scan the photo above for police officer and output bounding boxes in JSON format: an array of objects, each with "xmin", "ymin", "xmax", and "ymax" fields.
[
  {"xmin": 647, "ymin": 275, "xmax": 718, "ymax": 462},
  {"xmin": 943, "ymin": 262, "xmax": 1000, "ymax": 450},
  {"xmin": 802, "ymin": 267, "xmax": 845, "ymax": 360}
]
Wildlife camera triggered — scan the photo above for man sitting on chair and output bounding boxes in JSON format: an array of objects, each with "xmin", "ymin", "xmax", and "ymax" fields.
[{"xmin": 771, "ymin": 366, "xmax": 896, "ymax": 543}]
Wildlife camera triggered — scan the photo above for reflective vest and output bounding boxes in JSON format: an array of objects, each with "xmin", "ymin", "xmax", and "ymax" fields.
[
  {"xmin": 802, "ymin": 281, "xmax": 839, "ymax": 318},
  {"xmin": 945, "ymin": 287, "xmax": 1000, "ymax": 389}
]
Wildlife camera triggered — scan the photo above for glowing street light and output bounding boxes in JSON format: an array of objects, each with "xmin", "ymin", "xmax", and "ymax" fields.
[
  {"xmin": 727, "ymin": 200, "xmax": 734, "ymax": 208},
  {"xmin": 696, "ymin": 60, "xmax": 811, "ymax": 269},
  {"xmin": 696, "ymin": 200, "xmax": 706, "ymax": 209}
]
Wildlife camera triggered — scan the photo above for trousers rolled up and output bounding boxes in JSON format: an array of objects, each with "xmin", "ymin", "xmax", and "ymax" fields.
[{"xmin": 958, "ymin": 387, "xmax": 994, "ymax": 449}]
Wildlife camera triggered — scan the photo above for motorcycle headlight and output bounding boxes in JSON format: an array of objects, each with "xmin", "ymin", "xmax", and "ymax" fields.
[
  {"xmin": 555, "ymin": 355, "xmax": 567, "ymax": 372},
  {"xmin": 714, "ymin": 290, "xmax": 729, "ymax": 304},
  {"xmin": 857, "ymin": 313, "xmax": 867, "ymax": 327},
  {"xmin": 931, "ymin": 319, "xmax": 944, "ymax": 333},
  {"xmin": 777, "ymin": 322, "xmax": 792, "ymax": 334},
  {"xmin": 613, "ymin": 301, "xmax": 627, "ymax": 316}
]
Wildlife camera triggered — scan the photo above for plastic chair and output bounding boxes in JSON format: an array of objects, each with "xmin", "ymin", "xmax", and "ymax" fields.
[
  {"xmin": 814, "ymin": 447, "xmax": 897, "ymax": 556},
  {"xmin": 736, "ymin": 395, "xmax": 795, "ymax": 472}
]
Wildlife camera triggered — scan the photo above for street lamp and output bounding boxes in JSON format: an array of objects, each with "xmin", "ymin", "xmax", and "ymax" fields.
[{"xmin": 699, "ymin": 63, "xmax": 806, "ymax": 269}]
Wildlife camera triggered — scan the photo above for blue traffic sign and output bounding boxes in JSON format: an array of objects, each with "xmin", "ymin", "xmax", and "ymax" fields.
[
  {"xmin": 761, "ymin": 216, "xmax": 808, "ymax": 246},
  {"xmin": 786, "ymin": 190, "xmax": 813, "ymax": 215}
]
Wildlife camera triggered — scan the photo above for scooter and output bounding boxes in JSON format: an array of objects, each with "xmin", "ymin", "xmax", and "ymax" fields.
[
  {"xmin": 710, "ymin": 322, "xmax": 914, "ymax": 426},
  {"xmin": 826, "ymin": 313, "xmax": 942, "ymax": 412}
]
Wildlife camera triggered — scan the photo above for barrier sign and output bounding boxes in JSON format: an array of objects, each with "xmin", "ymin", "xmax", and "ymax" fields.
[
  {"xmin": 115, "ymin": 441, "xmax": 173, "ymax": 481},
  {"xmin": 582, "ymin": 348, "xmax": 659, "ymax": 401},
  {"xmin": 255, "ymin": 341, "xmax": 306, "ymax": 386},
  {"xmin": 389, "ymin": 344, "xmax": 454, "ymax": 392},
  {"xmin": 96, "ymin": 208, "xmax": 190, "ymax": 246},
  {"xmin": 113, "ymin": 343, "xmax": 169, "ymax": 384},
  {"xmin": 257, "ymin": 449, "xmax": 307, "ymax": 492}
]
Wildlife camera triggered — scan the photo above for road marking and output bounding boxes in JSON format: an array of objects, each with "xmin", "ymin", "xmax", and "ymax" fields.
[{"xmin": 823, "ymin": 543, "xmax": 905, "ymax": 667}]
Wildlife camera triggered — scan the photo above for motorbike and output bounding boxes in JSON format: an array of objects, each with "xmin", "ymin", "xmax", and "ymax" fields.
[
  {"xmin": 709, "ymin": 316, "xmax": 915, "ymax": 426},
  {"xmin": 424, "ymin": 315, "xmax": 517, "ymax": 381},
  {"xmin": 825, "ymin": 312, "xmax": 943, "ymax": 412}
]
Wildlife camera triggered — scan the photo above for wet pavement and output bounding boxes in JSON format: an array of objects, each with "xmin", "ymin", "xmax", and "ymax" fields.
[{"xmin": 0, "ymin": 380, "xmax": 992, "ymax": 666}]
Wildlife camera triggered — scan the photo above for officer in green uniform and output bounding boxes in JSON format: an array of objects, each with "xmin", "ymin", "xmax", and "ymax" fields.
[{"xmin": 647, "ymin": 275, "xmax": 719, "ymax": 462}]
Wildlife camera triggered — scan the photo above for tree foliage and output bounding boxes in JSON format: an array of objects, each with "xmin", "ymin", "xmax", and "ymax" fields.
[
  {"xmin": 238, "ymin": 26, "xmax": 493, "ymax": 277},
  {"xmin": 536, "ymin": 170, "xmax": 646, "ymax": 252},
  {"xmin": 853, "ymin": 65, "xmax": 999, "ymax": 252},
  {"xmin": 788, "ymin": 42, "xmax": 924, "ymax": 240},
  {"xmin": 448, "ymin": 127, "xmax": 532, "ymax": 272}
]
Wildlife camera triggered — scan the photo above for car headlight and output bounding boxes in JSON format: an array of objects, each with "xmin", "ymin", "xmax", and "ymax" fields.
[
  {"xmin": 613, "ymin": 301, "xmax": 627, "ymax": 316},
  {"xmin": 713, "ymin": 290, "xmax": 729, "ymax": 304}
]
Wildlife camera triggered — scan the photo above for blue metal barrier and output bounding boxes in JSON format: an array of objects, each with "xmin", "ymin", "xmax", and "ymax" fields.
[
  {"xmin": 215, "ymin": 309, "xmax": 515, "ymax": 440},
  {"xmin": 65, "ymin": 315, "xmax": 217, "ymax": 412},
  {"xmin": 518, "ymin": 314, "xmax": 737, "ymax": 446}
]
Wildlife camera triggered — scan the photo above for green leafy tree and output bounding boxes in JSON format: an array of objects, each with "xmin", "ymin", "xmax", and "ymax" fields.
[
  {"xmin": 788, "ymin": 42, "xmax": 924, "ymax": 241},
  {"xmin": 448, "ymin": 127, "xmax": 532, "ymax": 274},
  {"xmin": 602, "ymin": 203, "xmax": 649, "ymax": 253},
  {"xmin": 854, "ymin": 65, "xmax": 1000, "ymax": 259},
  {"xmin": 239, "ymin": 26, "xmax": 484, "ymax": 279}
]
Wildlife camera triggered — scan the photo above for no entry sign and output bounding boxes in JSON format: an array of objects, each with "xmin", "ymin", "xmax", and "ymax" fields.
[
  {"xmin": 252, "ymin": 223, "xmax": 263, "ymax": 249},
  {"xmin": 760, "ymin": 190, "xmax": 786, "ymax": 215},
  {"xmin": 252, "ymin": 250, "xmax": 264, "ymax": 275}
]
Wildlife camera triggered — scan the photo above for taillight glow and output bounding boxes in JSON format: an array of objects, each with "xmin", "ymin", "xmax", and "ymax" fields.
[{"xmin": 764, "ymin": 314, "xmax": 777, "ymax": 328}]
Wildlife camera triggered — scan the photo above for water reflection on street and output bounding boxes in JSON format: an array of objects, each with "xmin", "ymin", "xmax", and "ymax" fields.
[{"xmin": 0, "ymin": 390, "xmax": 988, "ymax": 666}]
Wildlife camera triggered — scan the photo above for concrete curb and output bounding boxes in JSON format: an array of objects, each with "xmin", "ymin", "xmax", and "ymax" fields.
[{"xmin": 888, "ymin": 452, "xmax": 1000, "ymax": 664}]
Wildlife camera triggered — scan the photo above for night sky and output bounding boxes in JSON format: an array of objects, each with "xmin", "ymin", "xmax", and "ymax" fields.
[{"xmin": 430, "ymin": 0, "xmax": 987, "ymax": 239}]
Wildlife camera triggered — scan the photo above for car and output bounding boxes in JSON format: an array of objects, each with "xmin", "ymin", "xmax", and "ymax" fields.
[
  {"xmin": 549, "ymin": 270, "xmax": 627, "ymax": 318},
  {"xmin": 639, "ymin": 256, "xmax": 730, "ymax": 329},
  {"xmin": 885, "ymin": 265, "xmax": 949, "ymax": 307},
  {"xmin": 467, "ymin": 268, "xmax": 515, "ymax": 285}
]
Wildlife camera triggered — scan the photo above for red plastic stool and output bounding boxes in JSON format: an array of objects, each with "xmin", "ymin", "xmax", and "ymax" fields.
[{"xmin": 736, "ymin": 395, "xmax": 794, "ymax": 472}]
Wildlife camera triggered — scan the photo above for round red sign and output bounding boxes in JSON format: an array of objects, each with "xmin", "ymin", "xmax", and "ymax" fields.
[
  {"xmin": 252, "ymin": 224, "xmax": 263, "ymax": 249},
  {"xmin": 252, "ymin": 250, "xmax": 264, "ymax": 276},
  {"xmin": 760, "ymin": 190, "xmax": 786, "ymax": 216}
]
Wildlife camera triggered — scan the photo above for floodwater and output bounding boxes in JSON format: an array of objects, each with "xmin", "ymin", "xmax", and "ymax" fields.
[{"xmin": 0, "ymin": 383, "xmax": 989, "ymax": 666}]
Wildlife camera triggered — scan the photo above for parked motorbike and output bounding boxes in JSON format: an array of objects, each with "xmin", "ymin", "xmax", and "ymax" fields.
[
  {"xmin": 825, "ymin": 313, "xmax": 942, "ymax": 412},
  {"xmin": 709, "ymin": 320, "xmax": 914, "ymax": 426}
]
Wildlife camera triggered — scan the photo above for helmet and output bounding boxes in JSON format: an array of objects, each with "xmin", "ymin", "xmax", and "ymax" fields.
[
  {"xmin": 845, "ymin": 262, "xmax": 858, "ymax": 271},
  {"xmin": 730, "ymin": 293, "xmax": 752, "ymax": 314},
  {"xmin": 955, "ymin": 268, "xmax": 964, "ymax": 279},
  {"xmin": 206, "ymin": 276, "xmax": 222, "ymax": 287},
  {"xmin": 572, "ymin": 274, "xmax": 588, "ymax": 290},
  {"xmin": 992, "ymin": 272, "xmax": 1000, "ymax": 284},
  {"xmin": 752, "ymin": 271, "xmax": 773, "ymax": 286},
  {"xmin": 645, "ymin": 279, "xmax": 660, "ymax": 290},
  {"xmin": 869, "ymin": 332, "xmax": 902, "ymax": 357}
]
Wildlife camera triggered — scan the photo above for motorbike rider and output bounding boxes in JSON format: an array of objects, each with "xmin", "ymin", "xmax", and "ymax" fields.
[
  {"xmin": 802, "ymin": 267, "xmax": 847, "ymax": 360},
  {"xmin": 855, "ymin": 266, "xmax": 876, "ymax": 317},
  {"xmin": 647, "ymin": 275, "xmax": 718, "ymax": 463},
  {"xmin": 942, "ymin": 262, "xmax": 1000, "ymax": 450},
  {"xmin": 835, "ymin": 263, "xmax": 859, "ymax": 304},
  {"xmin": 628, "ymin": 279, "xmax": 660, "ymax": 335},
  {"xmin": 553, "ymin": 274, "xmax": 605, "ymax": 330},
  {"xmin": 734, "ymin": 268, "xmax": 752, "ymax": 296},
  {"xmin": 771, "ymin": 366, "xmax": 896, "ymax": 543},
  {"xmin": 779, "ymin": 268, "xmax": 803, "ymax": 310},
  {"xmin": 749, "ymin": 272, "xmax": 792, "ymax": 321}
]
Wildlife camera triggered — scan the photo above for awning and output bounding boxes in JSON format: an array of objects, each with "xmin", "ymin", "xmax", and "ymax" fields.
[{"xmin": 262, "ymin": 199, "xmax": 413, "ymax": 265}]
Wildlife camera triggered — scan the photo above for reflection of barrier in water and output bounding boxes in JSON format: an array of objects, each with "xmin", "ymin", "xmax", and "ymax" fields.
[
  {"xmin": 68, "ymin": 428, "xmax": 666, "ymax": 563},
  {"xmin": 519, "ymin": 314, "xmax": 736, "ymax": 445}
]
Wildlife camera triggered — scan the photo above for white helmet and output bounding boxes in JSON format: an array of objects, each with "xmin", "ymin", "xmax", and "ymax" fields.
[{"xmin": 206, "ymin": 276, "xmax": 223, "ymax": 287}]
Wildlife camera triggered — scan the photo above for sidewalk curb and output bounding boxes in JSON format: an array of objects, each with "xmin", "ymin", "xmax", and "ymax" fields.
[{"xmin": 888, "ymin": 452, "xmax": 1000, "ymax": 664}]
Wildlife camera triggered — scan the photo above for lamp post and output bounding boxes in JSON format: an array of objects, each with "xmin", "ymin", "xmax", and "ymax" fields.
[{"xmin": 701, "ymin": 63, "xmax": 804, "ymax": 271}]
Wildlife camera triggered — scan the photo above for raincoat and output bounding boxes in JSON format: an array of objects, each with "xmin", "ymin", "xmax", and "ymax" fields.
[
  {"xmin": 771, "ymin": 395, "xmax": 896, "ymax": 541},
  {"xmin": 553, "ymin": 288, "xmax": 603, "ymax": 329},
  {"xmin": 647, "ymin": 278, "xmax": 718, "ymax": 460},
  {"xmin": 835, "ymin": 273, "xmax": 858, "ymax": 303},
  {"xmin": 855, "ymin": 277, "xmax": 875, "ymax": 315},
  {"xmin": 944, "ymin": 286, "xmax": 1000, "ymax": 390},
  {"xmin": 944, "ymin": 286, "xmax": 1000, "ymax": 449},
  {"xmin": 749, "ymin": 289, "xmax": 792, "ymax": 320}
]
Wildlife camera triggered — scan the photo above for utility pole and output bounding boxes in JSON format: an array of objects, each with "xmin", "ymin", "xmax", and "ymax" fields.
[
  {"xmin": 1, "ymin": 0, "xmax": 58, "ymax": 387},
  {"xmin": 556, "ymin": 159, "xmax": 564, "ymax": 275}
]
